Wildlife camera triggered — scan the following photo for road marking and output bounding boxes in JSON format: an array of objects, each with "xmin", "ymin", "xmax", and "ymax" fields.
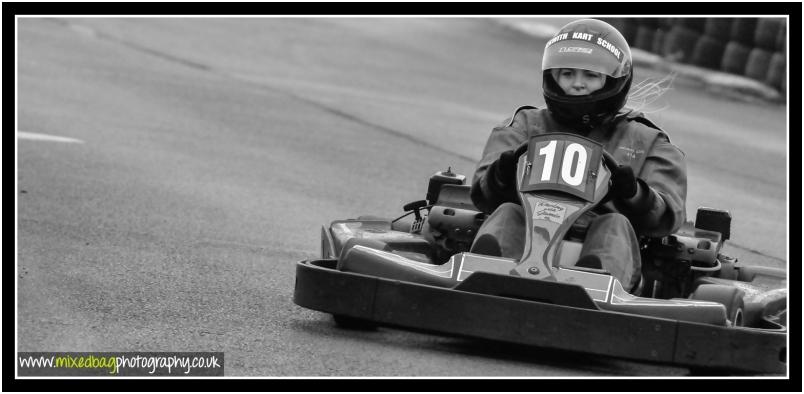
[{"xmin": 17, "ymin": 131, "xmax": 84, "ymax": 144}]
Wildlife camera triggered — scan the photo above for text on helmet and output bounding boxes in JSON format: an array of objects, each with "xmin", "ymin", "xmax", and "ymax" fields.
[{"xmin": 546, "ymin": 31, "xmax": 623, "ymax": 61}]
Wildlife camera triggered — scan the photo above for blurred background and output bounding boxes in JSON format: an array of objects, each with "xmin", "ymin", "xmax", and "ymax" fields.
[{"xmin": 605, "ymin": 17, "xmax": 787, "ymax": 94}]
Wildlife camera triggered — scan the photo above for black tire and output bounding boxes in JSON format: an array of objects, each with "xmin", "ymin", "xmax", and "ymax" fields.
[
  {"xmin": 636, "ymin": 17, "xmax": 661, "ymax": 28},
  {"xmin": 744, "ymin": 47, "xmax": 772, "ymax": 81},
  {"xmin": 651, "ymin": 29, "xmax": 666, "ymax": 55},
  {"xmin": 619, "ymin": 18, "xmax": 639, "ymax": 44},
  {"xmin": 634, "ymin": 25, "xmax": 656, "ymax": 51},
  {"xmin": 753, "ymin": 18, "xmax": 783, "ymax": 50},
  {"xmin": 678, "ymin": 18, "xmax": 706, "ymax": 32},
  {"xmin": 775, "ymin": 22, "xmax": 787, "ymax": 51},
  {"xmin": 663, "ymin": 26, "xmax": 700, "ymax": 62},
  {"xmin": 766, "ymin": 51, "xmax": 786, "ymax": 91},
  {"xmin": 704, "ymin": 18, "xmax": 733, "ymax": 40},
  {"xmin": 691, "ymin": 35, "xmax": 727, "ymax": 69},
  {"xmin": 333, "ymin": 314, "xmax": 378, "ymax": 330},
  {"xmin": 730, "ymin": 18, "xmax": 759, "ymax": 44},
  {"xmin": 690, "ymin": 284, "xmax": 745, "ymax": 327},
  {"xmin": 720, "ymin": 41, "xmax": 751, "ymax": 74}
]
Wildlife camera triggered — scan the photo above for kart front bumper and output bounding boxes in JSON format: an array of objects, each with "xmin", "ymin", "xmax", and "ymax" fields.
[{"xmin": 293, "ymin": 259, "xmax": 786, "ymax": 375}]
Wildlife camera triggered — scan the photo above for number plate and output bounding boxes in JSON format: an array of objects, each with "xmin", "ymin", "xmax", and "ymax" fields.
[{"xmin": 520, "ymin": 133, "xmax": 603, "ymax": 202}]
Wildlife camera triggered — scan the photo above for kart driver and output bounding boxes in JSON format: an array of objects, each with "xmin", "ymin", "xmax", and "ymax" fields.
[{"xmin": 469, "ymin": 19, "xmax": 687, "ymax": 293}]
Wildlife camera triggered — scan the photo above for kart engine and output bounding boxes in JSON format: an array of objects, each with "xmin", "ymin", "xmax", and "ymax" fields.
[
  {"xmin": 641, "ymin": 207, "xmax": 734, "ymax": 298},
  {"xmin": 418, "ymin": 169, "xmax": 486, "ymax": 263}
]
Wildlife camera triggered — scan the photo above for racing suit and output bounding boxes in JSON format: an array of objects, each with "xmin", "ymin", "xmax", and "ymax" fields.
[{"xmin": 470, "ymin": 106, "xmax": 687, "ymax": 291}]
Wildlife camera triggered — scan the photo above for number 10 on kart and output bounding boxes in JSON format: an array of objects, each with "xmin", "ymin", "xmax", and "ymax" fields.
[{"xmin": 521, "ymin": 133, "xmax": 604, "ymax": 203}]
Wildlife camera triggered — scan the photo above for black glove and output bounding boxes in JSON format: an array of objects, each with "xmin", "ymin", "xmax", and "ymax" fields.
[
  {"xmin": 609, "ymin": 165, "xmax": 654, "ymax": 214},
  {"xmin": 470, "ymin": 150, "xmax": 520, "ymax": 213},
  {"xmin": 608, "ymin": 164, "xmax": 638, "ymax": 200},
  {"xmin": 487, "ymin": 150, "xmax": 518, "ymax": 194}
]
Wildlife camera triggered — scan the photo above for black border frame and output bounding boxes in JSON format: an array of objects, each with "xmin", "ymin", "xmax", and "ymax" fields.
[{"xmin": 5, "ymin": 2, "xmax": 801, "ymax": 392}]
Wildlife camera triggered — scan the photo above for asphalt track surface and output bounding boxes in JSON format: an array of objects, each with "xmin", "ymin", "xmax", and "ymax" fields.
[{"xmin": 17, "ymin": 18, "xmax": 788, "ymax": 377}]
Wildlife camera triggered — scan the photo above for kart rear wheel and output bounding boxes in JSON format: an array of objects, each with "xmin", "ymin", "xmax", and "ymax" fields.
[
  {"xmin": 332, "ymin": 314, "xmax": 378, "ymax": 331},
  {"xmin": 691, "ymin": 284, "xmax": 745, "ymax": 327}
]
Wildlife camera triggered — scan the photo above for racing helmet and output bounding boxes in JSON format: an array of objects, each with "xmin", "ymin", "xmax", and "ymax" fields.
[{"xmin": 541, "ymin": 19, "xmax": 633, "ymax": 128}]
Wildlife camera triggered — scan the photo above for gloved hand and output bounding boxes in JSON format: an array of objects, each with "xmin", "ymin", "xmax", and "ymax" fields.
[
  {"xmin": 608, "ymin": 164, "xmax": 654, "ymax": 214},
  {"xmin": 471, "ymin": 144, "xmax": 529, "ymax": 213},
  {"xmin": 608, "ymin": 164, "xmax": 638, "ymax": 200},
  {"xmin": 487, "ymin": 149, "xmax": 518, "ymax": 193}
]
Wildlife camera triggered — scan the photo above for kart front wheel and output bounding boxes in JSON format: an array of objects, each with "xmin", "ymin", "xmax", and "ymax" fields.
[
  {"xmin": 691, "ymin": 284, "xmax": 745, "ymax": 327},
  {"xmin": 332, "ymin": 314, "xmax": 378, "ymax": 331}
]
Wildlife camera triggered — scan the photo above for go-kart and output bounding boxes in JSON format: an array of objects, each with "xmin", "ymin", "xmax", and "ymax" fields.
[{"xmin": 293, "ymin": 133, "xmax": 787, "ymax": 374}]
